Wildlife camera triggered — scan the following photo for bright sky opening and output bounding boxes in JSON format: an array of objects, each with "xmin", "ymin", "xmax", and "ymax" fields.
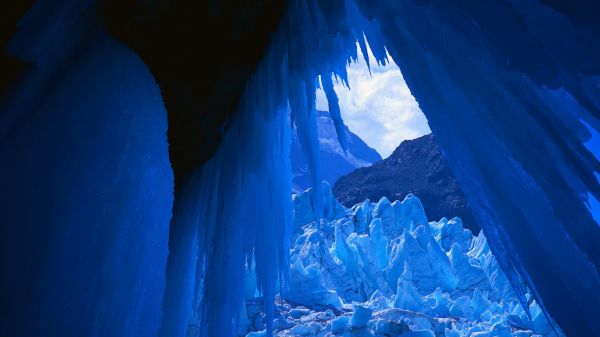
[{"xmin": 316, "ymin": 44, "xmax": 430, "ymax": 159}]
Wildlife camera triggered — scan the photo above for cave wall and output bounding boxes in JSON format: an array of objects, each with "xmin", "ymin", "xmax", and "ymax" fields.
[
  {"xmin": 0, "ymin": 27, "xmax": 173, "ymax": 337},
  {"xmin": 102, "ymin": 0, "xmax": 287, "ymax": 185},
  {"xmin": 1, "ymin": 1, "xmax": 600, "ymax": 337},
  {"xmin": 0, "ymin": 1, "xmax": 287, "ymax": 336},
  {"xmin": 354, "ymin": 1, "xmax": 600, "ymax": 335}
]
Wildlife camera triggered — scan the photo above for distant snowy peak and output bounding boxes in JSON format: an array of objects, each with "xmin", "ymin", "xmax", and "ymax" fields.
[
  {"xmin": 291, "ymin": 110, "xmax": 381, "ymax": 193},
  {"xmin": 315, "ymin": 110, "xmax": 380, "ymax": 166}
]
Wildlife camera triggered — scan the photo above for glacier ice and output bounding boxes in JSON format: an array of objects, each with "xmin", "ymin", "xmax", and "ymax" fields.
[
  {"xmin": 0, "ymin": 31, "xmax": 173, "ymax": 337},
  {"xmin": 394, "ymin": 263, "xmax": 424, "ymax": 312},
  {"xmin": 1, "ymin": 0, "xmax": 600, "ymax": 336},
  {"xmin": 246, "ymin": 0, "xmax": 600, "ymax": 335},
  {"xmin": 360, "ymin": 3, "xmax": 600, "ymax": 335},
  {"xmin": 240, "ymin": 183, "xmax": 563, "ymax": 337},
  {"xmin": 350, "ymin": 303, "xmax": 373, "ymax": 329}
]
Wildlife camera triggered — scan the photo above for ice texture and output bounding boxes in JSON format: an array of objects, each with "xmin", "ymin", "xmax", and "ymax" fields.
[
  {"xmin": 2, "ymin": 0, "xmax": 600, "ymax": 336},
  {"xmin": 255, "ymin": 0, "xmax": 600, "ymax": 335},
  {"xmin": 0, "ymin": 14, "xmax": 173, "ymax": 337},
  {"xmin": 159, "ymin": 48, "xmax": 294, "ymax": 336},
  {"xmin": 353, "ymin": 3, "xmax": 600, "ymax": 336},
  {"xmin": 240, "ymin": 184, "xmax": 562, "ymax": 336}
]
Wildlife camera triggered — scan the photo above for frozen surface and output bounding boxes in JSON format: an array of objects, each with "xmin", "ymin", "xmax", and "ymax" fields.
[
  {"xmin": 361, "ymin": 3, "xmax": 600, "ymax": 335},
  {"xmin": 0, "ymin": 14, "xmax": 173, "ymax": 337},
  {"xmin": 2, "ymin": 0, "xmax": 600, "ymax": 336},
  {"xmin": 165, "ymin": 0, "xmax": 600, "ymax": 332},
  {"xmin": 240, "ymin": 184, "xmax": 562, "ymax": 337}
]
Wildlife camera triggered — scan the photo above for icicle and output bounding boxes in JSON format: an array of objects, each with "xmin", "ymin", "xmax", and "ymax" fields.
[
  {"xmin": 320, "ymin": 73, "xmax": 349, "ymax": 153},
  {"xmin": 352, "ymin": 1, "xmax": 600, "ymax": 335},
  {"xmin": 289, "ymin": 78, "xmax": 323, "ymax": 228},
  {"xmin": 166, "ymin": 1, "xmax": 600, "ymax": 336},
  {"xmin": 358, "ymin": 34, "xmax": 372, "ymax": 75}
]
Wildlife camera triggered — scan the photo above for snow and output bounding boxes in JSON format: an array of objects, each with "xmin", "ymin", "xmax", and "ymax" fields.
[{"xmin": 290, "ymin": 110, "xmax": 381, "ymax": 193}]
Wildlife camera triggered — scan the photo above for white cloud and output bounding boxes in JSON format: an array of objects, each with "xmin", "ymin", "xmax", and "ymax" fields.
[{"xmin": 316, "ymin": 45, "xmax": 430, "ymax": 158}]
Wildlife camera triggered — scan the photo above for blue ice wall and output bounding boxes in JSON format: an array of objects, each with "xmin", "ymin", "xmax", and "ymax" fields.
[
  {"xmin": 0, "ymin": 2, "xmax": 173, "ymax": 336},
  {"xmin": 159, "ymin": 2, "xmax": 365, "ymax": 336},
  {"xmin": 172, "ymin": 1, "xmax": 600, "ymax": 336},
  {"xmin": 581, "ymin": 119, "xmax": 600, "ymax": 223},
  {"xmin": 2, "ymin": 1, "xmax": 600, "ymax": 337},
  {"xmin": 159, "ymin": 42, "xmax": 293, "ymax": 337},
  {"xmin": 350, "ymin": 1, "xmax": 600, "ymax": 335}
]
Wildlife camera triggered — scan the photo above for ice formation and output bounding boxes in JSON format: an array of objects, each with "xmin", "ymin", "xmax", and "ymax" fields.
[
  {"xmin": 0, "ymin": 19, "xmax": 173, "ymax": 337},
  {"xmin": 1, "ymin": 0, "xmax": 600, "ymax": 337},
  {"xmin": 240, "ymin": 183, "xmax": 562, "ymax": 337},
  {"xmin": 220, "ymin": 1, "xmax": 600, "ymax": 335}
]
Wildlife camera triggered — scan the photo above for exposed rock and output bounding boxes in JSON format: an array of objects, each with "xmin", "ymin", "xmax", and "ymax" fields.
[{"xmin": 333, "ymin": 134, "xmax": 479, "ymax": 232}]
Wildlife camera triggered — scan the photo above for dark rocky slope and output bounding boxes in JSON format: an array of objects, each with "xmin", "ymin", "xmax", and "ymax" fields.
[{"xmin": 333, "ymin": 134, "xmax": 479, "ymax": 232}]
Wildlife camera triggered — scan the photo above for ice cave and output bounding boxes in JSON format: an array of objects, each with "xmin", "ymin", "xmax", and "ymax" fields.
[{"xmin": 1, "ymin": 1, "xmax": 600, "ymax": 337}]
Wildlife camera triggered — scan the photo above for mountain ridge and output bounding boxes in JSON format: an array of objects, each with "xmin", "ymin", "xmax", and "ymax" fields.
[
  {"xmin": 333, "ymin": 133, "xmax": 479, "ymax": 232},
  {"xmin": 291, "ymin": 110, "xmax": 382, "ymax": 193}
]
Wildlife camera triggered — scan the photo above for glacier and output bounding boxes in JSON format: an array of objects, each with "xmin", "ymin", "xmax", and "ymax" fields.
[
  {"xmin": 169, "ymin": 1, "xmax": 600, "ymax": 334},
  {"xmin": 164, "ymin": 0, "xmax": 600, "ymax": 331},
  {"xmin": 0, "ymin": 0, "xmax": 599, "ymax": 337},
  {"xmin": 240, "ymin": 183, "xmax": 562, "ymax": 337}
]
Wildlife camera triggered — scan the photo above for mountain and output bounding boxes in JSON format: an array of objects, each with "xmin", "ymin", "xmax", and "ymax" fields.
[
  {"xmin": 333, "ymin": 133, "xmax": 479, "ymax": 232},
  {"xmin": 290, "ymin": 110, "xmax": 381, "ymax": 193}
]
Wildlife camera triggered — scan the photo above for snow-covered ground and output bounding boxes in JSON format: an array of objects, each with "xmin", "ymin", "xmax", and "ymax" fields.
[{"xmin": 241, "ymin": 182, "xmax": 562, "ymax": 337}]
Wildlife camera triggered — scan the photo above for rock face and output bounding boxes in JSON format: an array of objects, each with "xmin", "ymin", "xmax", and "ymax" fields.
[
  {"xmin": 291, "ymin": 110, "xmax": 382, "ymax": 193},
  {"xmin": 240, "ymin": 182, "xmax": 562, "ymax": 337},
  {"xmin": 333, "ymin": 134, "xmax": 479, "ymax": 232}
]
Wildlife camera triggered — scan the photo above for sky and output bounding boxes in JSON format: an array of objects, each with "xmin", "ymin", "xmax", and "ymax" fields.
[{"xmin": 316, "ymin": 44, "xmax": 430, "ymax": 159}]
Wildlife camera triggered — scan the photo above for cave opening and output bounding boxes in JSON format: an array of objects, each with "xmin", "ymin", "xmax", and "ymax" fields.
[
  {"xmin": 308, "ymin": 43, "xmax": 480, "ymax": 234},
  {"xmin": 1, "ymin": 1, "xmax": 600, "ymax": 337},
  {"xmin": 234, "ymin": 40, "xmax": 557, "ymax": 336}
]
